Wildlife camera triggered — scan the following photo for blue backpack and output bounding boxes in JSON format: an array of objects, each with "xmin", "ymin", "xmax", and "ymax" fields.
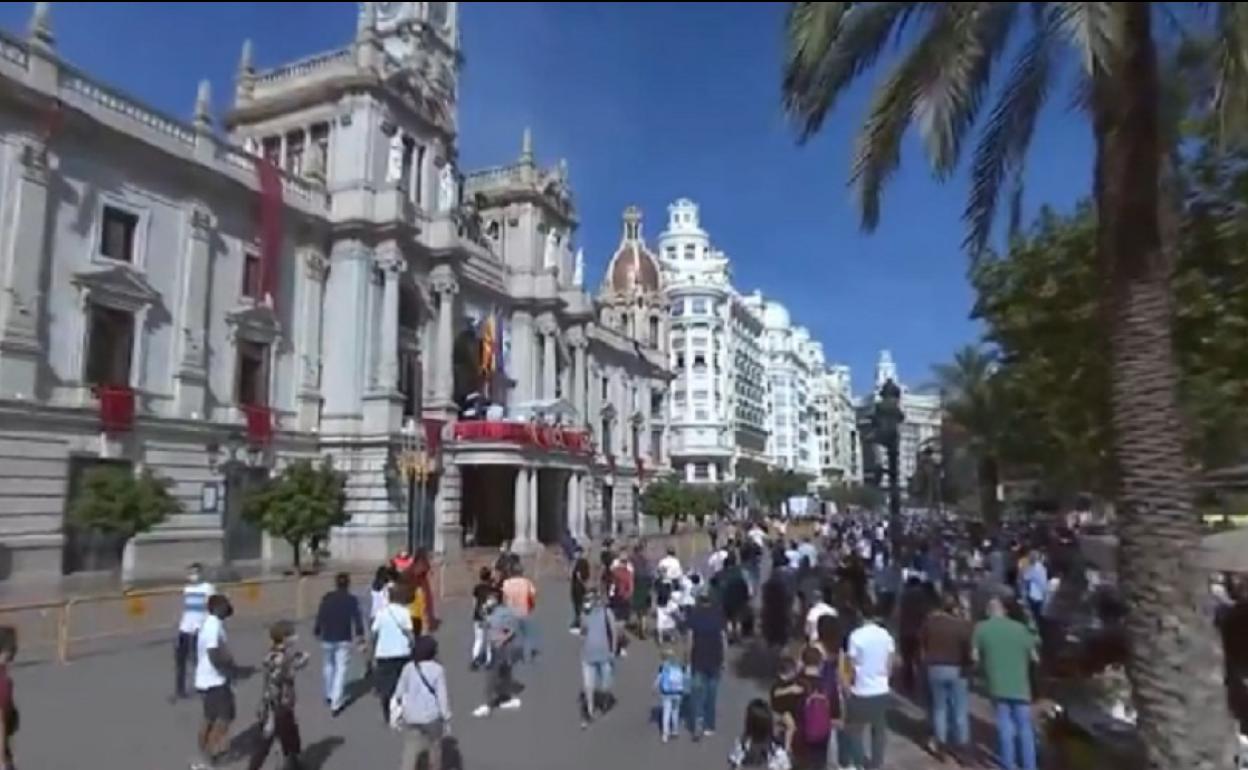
[{"xmin": 658, "ymin": 661, "xmax": 685, "ymax": 695}]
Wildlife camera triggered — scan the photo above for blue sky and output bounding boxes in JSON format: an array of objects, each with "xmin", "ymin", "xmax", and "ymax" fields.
[{"xmin": 0, "ymin": 2, "xmax": 1093, "ymax": 395}]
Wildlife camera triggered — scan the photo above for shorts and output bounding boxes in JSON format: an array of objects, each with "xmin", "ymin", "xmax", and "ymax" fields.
[{"xmin": 199, "ymin": 684, "xmax": 236, "ymax": 722}]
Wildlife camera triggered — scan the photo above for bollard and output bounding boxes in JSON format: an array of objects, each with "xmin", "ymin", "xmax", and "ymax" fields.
[{"xmin": 57, "ymin": 599, "xmax": 74, "ymax": 664}]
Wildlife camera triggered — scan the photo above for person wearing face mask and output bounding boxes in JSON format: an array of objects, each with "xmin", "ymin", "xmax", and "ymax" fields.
[{"xmin": 193, "ymin": 594, "xmax": 236, "ymax": 770}]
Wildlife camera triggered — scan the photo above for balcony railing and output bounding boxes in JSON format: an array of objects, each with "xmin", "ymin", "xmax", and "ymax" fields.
[
  {"xmin": 241, "ymin": 404, "xmax": 273, "ymax": 447},
  {"xmin": 452, "ymin": 420, "xmax": 591, "ymax": 454},
  {"xmin": 96, "ymin": 385, "xmax": 135, "ymax": 433}
]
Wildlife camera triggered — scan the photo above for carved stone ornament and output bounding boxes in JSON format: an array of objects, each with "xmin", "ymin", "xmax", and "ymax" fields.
[
  {"xmin": 430, "ymin": 272, "xmax": 459, "ymax": 296},
  {"xmin": 302, "ymin": 249, "xmax": 329, "ymax": 281},
  {"xmin": 536, "ymin": 314, "xmax": 559, "ymax": 337}
]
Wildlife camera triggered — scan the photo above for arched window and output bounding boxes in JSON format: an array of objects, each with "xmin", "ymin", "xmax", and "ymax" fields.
[{"xmin": 649, "ymin": 316, "xmax": 660, "ymax": 347}]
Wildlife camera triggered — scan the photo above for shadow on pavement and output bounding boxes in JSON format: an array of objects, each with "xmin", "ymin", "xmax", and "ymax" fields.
[
  {"xmin": 887, "ymin": 690, "xmax": 1004, "ymax": 769},
  {"xmin": 301, "ymin": 735, "xmax": 346, "ymax": 769},
  {"xmin": 441, "ymin": 735, "xmax": 464, "ymax": 770},
  {"xmin": 730, "ymin": 640, "xmax": 781, "ymax": 686}
]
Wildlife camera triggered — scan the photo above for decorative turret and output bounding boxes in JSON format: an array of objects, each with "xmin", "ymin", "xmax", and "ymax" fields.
[
  {"xmin": 194, "ymin": 79, "xmax": 213, "ymax": 131},
  {"xmin": 235, "ymin": 39, "xmax": 255, "ymax": 103},
  {"xmin": 28, "ymin": 2, "xmax": 53, "ymax": 50}
]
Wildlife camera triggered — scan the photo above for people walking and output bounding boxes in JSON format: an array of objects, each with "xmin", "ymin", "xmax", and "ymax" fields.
[
  {"xmin": 175, "ymin": 563, "xmax": 215, "ymax": 700},
  {"xmin": 501, "ymin": 564, "xmax": 539, "ymax": 661},
  {"xmin": 796, "ymin": 644, "xmax": 838, "ymax": 770},
  {"xmin": 247, "ymin": 621, "xmax": 308, "ymax": 770},
  {"xmin": 570, "ymin": 546, "xmax": 591, "ymax": 632},
  {"xmin": 655, "ymin": 646, "xmax": 686, "ymax": 742},
  {"xmin": 391, "ymin": 636, "xmax": 451, "ymax": 770},
  {"xmin": 843, "ymin": 602, "xmax": 895, "ymax": 770},
  {"xmin": 579, "ymin": 589, "xmax": 618, "ymax": 727},
  {"xmin": 769, "ymin": 657, "xmax": 805, "ymax": 758},
  {"xmin": 193, "ymin": 594, "xmax": 236, "ymax": 770},
  {"xmin": 973, "ymin": 596, "xmax": 1040, "ymax": 770},
  {"xmin": 920, "ymin": 593, "xmax": 973, "ymax": 762},
  {"xmin": 372, "ymin": 583, "xmax": 415, "ymax": 725},
  {"xmin": 728, "ymin": 699, "xmax": 791, "ymax": 770},
  {"xmin": 474, "ymin": 592, "xmax": 523, "ymax": 717},
  {"xmin": 314, "ymin": 572, "xmax": 365, "ymax": 714},
  {"xmin": 685, "ymin": 590, "xmax": 727, "ymax": 740},
  {"xmin": 471, "ymin": 566, "xmax": 495, "ymax": 668},
  {"xmin": 0, "ymin": 626, "xmax": 17, "ymax": 770}
]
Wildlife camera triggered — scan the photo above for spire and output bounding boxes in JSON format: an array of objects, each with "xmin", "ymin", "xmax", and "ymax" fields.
[
  {"xmin": 238, "ymin": 38, "xmax": 254, "ymax": 74},
  {"xmin": 622, "ymin": 206, "xmax": 642, "ymax": 242},
  {"xmin": 520, "ymin": 127, "xmax": 533, "ymax": 165},
  {"xmin": 28, "ymin": 2, "xmax": 53, "ymax": 49},
  {"xmin": 193, "ymin": 79, "xmax": 212, "ymax": 130},
  {"xmin": 235, "ymin": 39, "xmax": 255, "ymax": 103},
  {"xmin": 358, "ymin": 2, "xmax": 377, "ymax": 38}
]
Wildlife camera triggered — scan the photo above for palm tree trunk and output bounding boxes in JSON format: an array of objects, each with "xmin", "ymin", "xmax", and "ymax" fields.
[
  {"xmin": 977, "ymin": 455, "xmax": 1000, "ymax": 528},
  {"xmin": 1093, "ymin": 7, "xmax": 1234, "ymax": 768}
]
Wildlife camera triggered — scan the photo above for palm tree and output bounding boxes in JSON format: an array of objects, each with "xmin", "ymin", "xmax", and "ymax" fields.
[
  {"xmin": 933, "ymin": 345, "xmax": 1002, "ymax": 526},
  {"xmin": 783, "ymin": 4, "xmax": 1243, "ymax": 766}
]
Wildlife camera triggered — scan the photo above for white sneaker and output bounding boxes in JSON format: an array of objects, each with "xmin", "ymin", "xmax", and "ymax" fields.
[
  {"xmin": 703, "ymin": 729, "xmax": 715, "ymax": 737},
  {"xmin": 500, "ymin": 697, "xmax": 522, "ymax": 710},
  {"xmin": 472, "ymin": 704, "xmax": 491, "ymax": 718}
]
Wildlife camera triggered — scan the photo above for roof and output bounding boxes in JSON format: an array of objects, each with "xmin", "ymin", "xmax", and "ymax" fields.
[{"xmin": 603, "ymin": 206, "xmax": 661, "ymax": 295}]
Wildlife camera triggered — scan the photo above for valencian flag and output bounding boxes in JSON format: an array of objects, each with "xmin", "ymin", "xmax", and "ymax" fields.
[{"xmin": 478, "ymin": 311, "xmax": 498, "ymax": 396}]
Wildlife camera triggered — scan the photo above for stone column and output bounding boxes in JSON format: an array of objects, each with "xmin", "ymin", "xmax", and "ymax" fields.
[
  {"xmin": 172, "ymin": 205, "xmax": 214, "ymax": 417},
  {"xmin": 537, "ymin": 314, "xmax": 557, "ymax": 402},
  {"xmin": 0, "ymin": 143, "xmax": 51, "ymax": 399},
  {"xmin": 295, "ymin": 248, "xmax": 329, "ymax": 430},
  {"xmin": 375, "ymin": 244, "xmax": 403, "ymax": 392},
  {"xmin": 528, "ymin": 467, "xmax": 539, "ymax": 545},
  {"xmin": 509, "ymin": 309, "xmax": 534, "ymax": 403},
  {"xmin": 435, "ymin": 462, "xmax": 462, "ymax": 557},
  {"xmin": 572, "ymin": 333, "xmax": 587, "ymax": 422},
  {"xmin": 431, "ymin": 268, "xmax": 458, "ymax": 409},
  {"xmin": 321, "ymin": 239, "xmax": 372, "ymax": 434},
  {"xmin": 565, "ymin": 471, "xmax": 578, "ymax": 540},
  {"xmin": 513, "ymin": 465, "xmax": 529, "ymax": 548}
]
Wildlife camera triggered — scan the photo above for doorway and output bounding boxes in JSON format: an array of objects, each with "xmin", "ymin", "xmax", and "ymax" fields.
[
  {"xmin": 61, "ymin": 456, "xmax": 132, "ymax": 575},
  {"xmin": 601, "ymin": 483, "xmax": 614, "ymax": 538},
  {"xmin": 223, "ymin": 466, "xmax": 267, "ymax": 563}
]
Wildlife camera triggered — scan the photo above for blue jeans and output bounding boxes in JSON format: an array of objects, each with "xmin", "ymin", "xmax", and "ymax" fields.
[
  {"xmin": 321, "ymin": 641, "xmax": 351, "ymax": 710},
  {"xmin": 519, "ymin": 615, "xmax": 539, "ymax": 659},
  {"xmin": 660, "ymin": 694, "xmax": 682, "ymax": 738},
  {"xmin": 582, "ymin": 660, "xmax": 614, "ymax": 699},
  {"xmin": 688, "ymin": 670, "xmax": 720, "ymax": 734},
  {"xmin": 993, "ymin": 698, "xmax": 1037, "ymax": 770},
  {"xmin": 927, "ymin": 665, "xmax": 970, "ymax": 746}
]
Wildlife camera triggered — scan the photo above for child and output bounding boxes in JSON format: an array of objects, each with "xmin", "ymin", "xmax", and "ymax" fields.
[
  {"xmin": 654, "ymin": 646, "xmax": 686, "ymax": 743},
  {"xmin": 729, "ymin": 698, "xmax": 791, "ymax": 770},
  {"xmin": 768, "ymin": 657, "xmax": 804, "ymax": 757},
  {"xmin": 248, "ymin": 620, "xmax": 309, "ymax": 770},
  {"xmin": 471, "ymin": 566, "xmax": 494, "ymax": 670},
  {"xmin": 654, "ymin": 581, "xmax": 681, "ymax": 647}
]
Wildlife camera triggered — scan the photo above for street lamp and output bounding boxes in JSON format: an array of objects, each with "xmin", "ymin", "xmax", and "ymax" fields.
[
  {"xmin": 873, "ymin": 379, "xmax": 905, "ymax": 548},
  {"xmin": 398, "ymin": 418, "xmax": 433, "ymax": 553}
]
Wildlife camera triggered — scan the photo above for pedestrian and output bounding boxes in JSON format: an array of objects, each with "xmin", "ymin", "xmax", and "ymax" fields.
[
  {"xmin": 474, "ymin": 591, "xmax": 523, "ymax": 717},
  {"xmin": 370, "ymin": 565, "xmax": 396, "ymax": 621},
  {"xmin": 1021, "ymin": 551, "xmax": 1048, "ymax": 628},
  {"xmin": 770, "ymin": 657, "xmax": 805, "ymax": 758},
  {"xmin": 655, "ymin": 645, "xmax": 686, "ymax": 743},
  {"xmin": 175, "ymin": 562, "xmax": 215, "ymax": 700},
  {"xmin": 685, "ymin": 589, "xmax": 727, "ymax": 740},
  {"xmin": 610, "ymin": 556, "xmax": 635, "ymax": 629},
  {"xmin": 247, "ymin": 620, "xmax": 309, "ymax": 770},
  {"xmin": 631, "ymin": 543, "xmax": 654, "ymax": 639},
  {"xmin": 973, "ymin": 596, "xmax": 1040, "ymax": 770},
  {"xmin": 501, "ymin": 563, "xmax": 539, "ymax": 660},
  {"xmin": 796, "ymin": 644, "xmax": 838, "ymax": 770},
  {"xmin": 897, "ymin": 576, "xmax": 932, "ymax": 694},
  {"xmin": 920, "ymin": 592, "xmax": 973, "ymax": 763},
  {"xmin": 570, "ymin": 546, "xmax": 591, "ymax": 633},
  {"xmin": 843, "ymin": 600, "xmax": 895, "ymax": 770},
  {"xmin": 708, "ymin": 519, "xmax": 720, "ymax": 551},
  {"xmin": 719, "ymin": 553, "xmax": 750, "ymax": 644},
  {"xmin": 372, "ymin": 582, "xmax": 415, "ymax": 725},
  {"xmin": 314, "ymin": 572, "xmax": 365, "ymax": 715},
  {"xmin": 805, "ymin": 589, "xmax": 837, "ymax": 645},
  {"xmin": 471, "ymin": 566, "xmax": 495, "ymax": 668},
  {"xmin": 579, "ymin": 588, "xmax": 619, "ymax": 727},
  {"xmin": 657, "ymin": 546, "xmax": 683, "ymax": 585},
  {"xmin": 0, "ymin": 626, "xmax": 18, "ymax": 770},
  {"xmin": 409, "ymin": 549, "xmax": 439, "ymax": 632},
  {"xmin": 654, "ymin": 580, "xmax": 682, "ymax": 647},
  {"xmin": 729, "ymin": 698, "xmax": 792, "ymax": 770},
  {"xmin": 391, "ymin": 635, "xmax": 451, "ymax": 770},
  {"xmin": 194, "ymin": 594, "xmax": 236, "ymax": 770},
  {"xmin": 761, "ymin": 558, "xmax": 793, "ymax": 650}
]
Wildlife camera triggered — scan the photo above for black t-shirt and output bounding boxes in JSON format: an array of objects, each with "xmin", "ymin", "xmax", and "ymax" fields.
[
  {"xmin": 571, "ymin": 557, "xmax": 591, "ymax": 596},
  {"xmin": 686, "ymin": 606, "xmax": 726, "ymax": 674},
  {"xmin": 769, "ymin": 681, "xmax": 804, "ymax": 740},
  {"xmin": 472, "ymin": 581, "xmax": 492, "ymax": 622}
]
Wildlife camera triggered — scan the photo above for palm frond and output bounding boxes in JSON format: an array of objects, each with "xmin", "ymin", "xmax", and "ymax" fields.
[
  {"xmin": 783, "ymin": 2, "xmax": 922, "ymax": 142},
  {"xmin": 963, "ymin": 11, "xmax": 1059, "ymax": 255},
  {"xmin": 1052, "ymin": 2, "xmax": 1120, "ymax": 76},
  {"xmin": 915, "ymin": 3, "xmax": 1019, "ymax": 179},
  {"xmin": 1212, "ymin": 2, "xmax": 1248, "ymax": 145}
]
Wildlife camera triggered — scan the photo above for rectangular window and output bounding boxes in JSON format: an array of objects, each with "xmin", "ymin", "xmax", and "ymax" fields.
[
  {"xmin": 684, "ymin": 245, "xmax": 695, "ymax": 261},
  {"xmin": 671, "ymin": 300, "xmax": 684, "ymax": 317},
  {"xmin": 691, "ymin": 299, "xmax": 708, "ymax": 315},
  {"xmin": 400, "ymin": 136, "xmax": 415, "ymax": 192},
  {"xmin": 100, "ymin": 206, "xmax": 138, "ymax": 263},
  {"xmin": 414, "ymin": 144, "xmax": 427, "ymax": 205},
  {"xmin": 241, "ymin": 251, "xmax": 263, "ymax": 299},
  {"xmin": 664, "ymin": 246, "xmax": 676, "ymax": 260},
  {"xmin": 285, "ymin": 131, "xmax": 305, "ymax": 176},
  {"xmin": 693, "ymin": 463, "xmax": 709, "ymax": 480},
  {"xmin": 311, "ymin": 122, "xmax": 330, "ymax": 174},
  {"xmin": 601, "ymin": 376, "xmax": 609, "ymax": 400},
  {"xmin": 695, "ymin": 410, "xmax": 708, "ymax": 420},
  {"xmin": 261, "ymin": 136, "xmax": 281, "ymax": 166},
  {"xmin": 84, "ymin": 305, "xmax": 134, "ymax": 386},
  {"xmin": 235, "ymin": 340, "xmax": 270, "ymax": 407}
]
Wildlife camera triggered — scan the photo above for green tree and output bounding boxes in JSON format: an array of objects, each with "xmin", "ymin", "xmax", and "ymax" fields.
[
  {"xmin": 933, "ymin": 345, "xmax": 1006, "ymax": 524},
  {"xmin": 820, "ymin": 482, "xmax": 884, "ymax": 511},
  {"xmin": 243, "ymin": 458, "xmax": 347, "ymax": 571},
  {"xmin": 753, "ymin": 468, "xmax": 807, "ymax": 513},
  {"xmin": 782, "ymin": 4, "xmax": 1248, "ymax": 763},
  {"xmin": 640, "ymin": 480, "xmax": 685, "ymax": 532},
  {"xmin": 69, "ymin": 465, "xmax": 183, "ymax": 568}
]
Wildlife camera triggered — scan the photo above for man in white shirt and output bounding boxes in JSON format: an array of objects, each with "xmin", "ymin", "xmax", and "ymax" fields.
[
  {"xmin": 845, "ymin": 604, "xmax": 896, "ymax": 770},
  {"xmin": 175, "ymin": 562, "xmax": 215, "ymax": 700},
  {"xmin": 706, "ymin": 546, "xmax": 729, "ymax": 576},
  {"xmin": 194, "ymin": 594, "xmax": 235, "ymax": 770},
  {"xmin": 804, "ymin": 590, "xmax": 837, "ymax": 643},
  {"xmin": 656, "ymin": 547, "xmax": 683, "ymax": 585}
]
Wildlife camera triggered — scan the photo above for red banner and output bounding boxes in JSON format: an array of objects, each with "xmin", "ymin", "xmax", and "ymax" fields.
[{"xmin": 252, "ymin": 157, "xmax": 284, "ymax": 307}]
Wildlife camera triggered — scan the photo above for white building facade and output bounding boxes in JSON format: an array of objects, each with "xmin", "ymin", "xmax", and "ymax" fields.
[
  {"xmin": 0, "ymin": 2, "xmax": 668, "ymax": 584},
  {"xmin": 859, "ymin": 350, "xmax": 942, "ymax": 487},
  {"xmin": 814, "ymin": 364, "xmax": 862, "ymax": 485},
  {"xmin": 658, "ymin": 199, "xmax": 766, "ymax": 486}
]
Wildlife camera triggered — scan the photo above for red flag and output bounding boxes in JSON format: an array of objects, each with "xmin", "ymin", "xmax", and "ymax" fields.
[{"xmin": 252, "ymin": 156, "xmax": 284, "ymax": 307}]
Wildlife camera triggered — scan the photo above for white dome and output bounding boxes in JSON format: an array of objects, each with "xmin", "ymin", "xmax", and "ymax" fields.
[{"xmin": 762, "ymin": 301, "xmax": 790, "ymax": 329}]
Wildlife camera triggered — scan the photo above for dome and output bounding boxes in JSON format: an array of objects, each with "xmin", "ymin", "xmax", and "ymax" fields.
[
  {"xmin": 762, "ymin": 300, "xmax": 790, "ymax": 330},
  {"xmin": 605, "ymin": 206, "xmax": 661, "ymax": 295}
]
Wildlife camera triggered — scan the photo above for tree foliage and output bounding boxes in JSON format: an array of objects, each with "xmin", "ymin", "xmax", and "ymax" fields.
[
  {"xmin": 641, "ymin": 481, "xmax": 727, "ymax": 528},
  {"xmin": 752, "ymin": 468, "xmax": 808, "ymax": 512},
  {"xmin": 818, "ymin": 482, "xmax": 884, "ymax": 511},
  {"xmin": 69, "ymin": 466, "xmax": 182, "ymax": 549},
  {"xmin": 243, "ymin": 458, "xmax": 347, "ymax": 569}
]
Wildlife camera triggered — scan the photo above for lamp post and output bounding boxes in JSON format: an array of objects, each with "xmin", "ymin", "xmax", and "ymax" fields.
[
  {"xmin": 398, "ymin": 419, "xmax": 432, "ymax": 553},
  {"xmin": 873, "ymin": 379, "xmax": 905, "ymax": 549}
]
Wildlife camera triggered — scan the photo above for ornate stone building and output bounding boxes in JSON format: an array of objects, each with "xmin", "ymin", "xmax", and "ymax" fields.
[{"xmin": 0, "ymin": 2, "xmax": 668, "ymax": 584}]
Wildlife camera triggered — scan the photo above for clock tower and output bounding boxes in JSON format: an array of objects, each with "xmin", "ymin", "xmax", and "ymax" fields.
[{"xmin": 370, "ymin": 2, "xmax": 458, "ymax": 63}]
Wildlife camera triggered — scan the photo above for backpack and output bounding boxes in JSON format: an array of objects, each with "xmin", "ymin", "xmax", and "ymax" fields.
[
  {"xmin": 801, "ymin": 688, "xmax": 832, "ymax": 744},
  {"xmin": 658, "ymin": 661, "xmax": 685, "ymax": 695}
]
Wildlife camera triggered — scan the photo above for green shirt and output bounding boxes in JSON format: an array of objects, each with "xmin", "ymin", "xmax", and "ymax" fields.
[{"xmin": 973, "ymin": 616, "xmax": 1037, "ymax": 701}]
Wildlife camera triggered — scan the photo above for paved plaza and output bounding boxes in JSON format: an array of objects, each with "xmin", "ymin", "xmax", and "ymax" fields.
[{"xmin": 6, "ymin": 573, "xmax": 976, "ymax": 770}]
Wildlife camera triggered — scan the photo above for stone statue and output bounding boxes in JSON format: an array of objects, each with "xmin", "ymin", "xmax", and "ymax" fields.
[
  {"xmin": 573, "ymin": 247, "xmax": 584, "ymax": 287},
  {"xmin": 438, "ymin": 163, "xmax": 456, "ymax": 212},
  {"xmin": 543, "ymin": 228, "xmax": 560, "ymax": 271}
]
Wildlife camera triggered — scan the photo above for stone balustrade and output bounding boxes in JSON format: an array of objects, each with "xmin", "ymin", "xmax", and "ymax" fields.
[
  {"xmin": 60, "ymin": 70, "xmax": 197, "ymax": 145},
  {"xmin": 254, "ymin": 48, "xmax": 352, "ymax": 86}
]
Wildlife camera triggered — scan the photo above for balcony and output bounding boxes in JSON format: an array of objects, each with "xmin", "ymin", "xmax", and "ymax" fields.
[
  {"xmin": 96, "ymin": 385, "xmax": 135, "ymax": 433},
  {"xmin": 452, "ymin": 420, "xmax": 591, "ymax": 454},
  {"xmin": 241, "ymin": 404, "xmax": 273, "ymax": 447}
]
